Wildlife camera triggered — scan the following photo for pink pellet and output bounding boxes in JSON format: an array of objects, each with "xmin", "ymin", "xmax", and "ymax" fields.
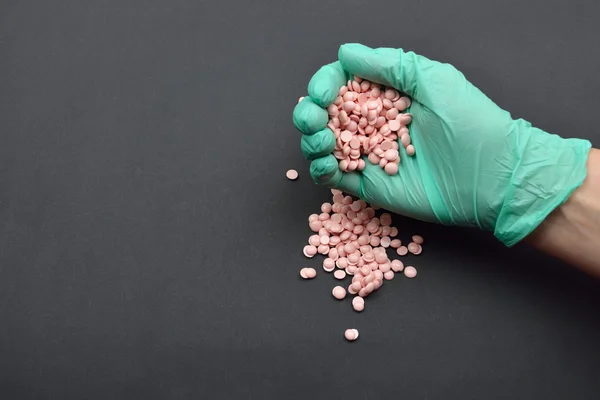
[
  {"xmin": 334, "ymin": 269, "xmax": 346, "ymax": 280},
  {"xmin": 397, "ymin": 246, "xmax": 408, "ymax": 256},
  {"xmin": 303, "ymin": 245, "xmax": 317, "ymax": 258},
  {"xmin": 344, "ymin": 328, "xmax": 359, "ymax": 341},
  {"xmin": 352, "ymin": 296, "xmax": 365, "ymax": 312},
  {"xmin": 390, "ymin": 239, "xmax": 402, "ymax": 248},
  {"xmin": 412, "ymin": 235, "xmax": 424, "ymax": 244},
  {"xmin": 384, "ymin": 162, "xmax": 399, "ymax": 176},
  {"xmin": 391, "ymin": 260, "xmax": 404, "ymax": 272},
  {"xmin": 404, "ymin": 266, "xmax": 417, "ymax": 278},
  {"xmin": 383, "ymin": 271, "xmax": 395, "ymax": 280},
  {"xmin": 332, "ymin": 286, "xmax": 347, "ymax": 300},
  {"xmin": 300, "ymin": 268, "xmax": 317, "ymax": 279},
  {"xmin": 286, "ymin": 169, "xmax": 299, "ymax": 180},
  {"xmin": 407, "ymin": 242, "xmax": 420, "ymax": 254},
  {"xmin": 406, "ymin": 144, "xmax": 415, "ymax": 156},
  {"xmin": 323, "ymin": 258, "xmax": 336, "ymax": 272}
]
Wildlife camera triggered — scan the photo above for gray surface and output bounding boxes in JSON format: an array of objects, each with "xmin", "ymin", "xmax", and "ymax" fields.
[{"xmin": 1, "ymin": 0, "xmax": 600, "ymax": 399}]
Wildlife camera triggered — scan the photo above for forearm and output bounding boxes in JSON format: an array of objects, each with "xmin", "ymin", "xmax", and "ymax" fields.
[{"xmin": 528, "ymin": 148, "xmax": 600, "ymax": 277}]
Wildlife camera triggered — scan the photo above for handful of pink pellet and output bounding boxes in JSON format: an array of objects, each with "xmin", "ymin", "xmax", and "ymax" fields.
[
  {"xmin": 299, "ymin": 188, "xmax": 424, "ymax": 341},
  {"xmin": 326, "ymin": 77, "xmax": 414, "ymax": 175}
]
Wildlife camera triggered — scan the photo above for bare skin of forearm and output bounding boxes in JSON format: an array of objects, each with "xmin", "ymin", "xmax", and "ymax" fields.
[{"xmin": 528, "ymin": 148, "xmax": 600, "ymax": 277}]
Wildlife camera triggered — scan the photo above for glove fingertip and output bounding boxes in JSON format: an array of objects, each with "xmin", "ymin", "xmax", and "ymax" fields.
[
  {"xmin": 292, "ymin": 98, "xmax": 329, "ymax": 135},
  {"xmin": 308, "ymin": 62, "xmax": 348, "ymax": 108}
]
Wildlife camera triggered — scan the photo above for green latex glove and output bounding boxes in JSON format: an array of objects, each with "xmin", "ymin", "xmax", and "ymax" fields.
[{"xmin": 293, "ymin": 43, "xmax": 591, "ymax": 246}]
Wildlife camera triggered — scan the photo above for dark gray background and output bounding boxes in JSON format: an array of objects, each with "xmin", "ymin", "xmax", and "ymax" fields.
[{"xmin": 1, "ymin": 0, "xmax": 600, "ymax": 399}]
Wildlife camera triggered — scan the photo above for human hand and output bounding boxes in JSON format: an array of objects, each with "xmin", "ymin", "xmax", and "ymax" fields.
[{"xmin": 293, "ymin": 43, "xmax": 590, "ymax": 246}]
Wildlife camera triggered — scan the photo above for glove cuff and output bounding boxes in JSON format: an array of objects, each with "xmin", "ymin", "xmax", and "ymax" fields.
[{"xmin": 494, "ymin": 123, "xmax": 591, "ymax": 246}]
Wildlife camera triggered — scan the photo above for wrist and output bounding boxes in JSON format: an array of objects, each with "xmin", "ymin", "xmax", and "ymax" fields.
[{"xmin": 528, "ymin": 148, "xmax": 600, "ymax": 276}]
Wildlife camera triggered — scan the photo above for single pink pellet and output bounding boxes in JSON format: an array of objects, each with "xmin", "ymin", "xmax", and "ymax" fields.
[
  {"xmin": 332, "ymin": 286, "xmax": 347, "ymax": 300},
  {"xmin": 300, "ymin": 268, "xmax": 317, "ymax": 279},
  {"xmin": 323, "ymin": 258, "xmax": 336, "ymax": 272},
  {"xmin": 406, "ymin": 144, "xmax": 415, "ymax": 156},
  {"xmin": 340, "ymin": 130, "xmax": 353, "ymax": 143},
  {"xmin": 390, "ymin": 227, "xmax": 398, "ymax": 237},
  {"xmin": 391, "ymin": 259, "xmax": 404, "ymax": 272},
  {"xmin": 319, "ymin": 235, "xmax": 330, "ymax": 245},
  {"xmin": 407, "ymin": 242, "xmax": 420, "ymax": 254},
  {"xmin": 303, "ymin": 245, "xmax": 317, "ymax": 258},
  {"xmin": 286, "ymin": 169, "xmax": 299, "ymax": 180},
  {"xmin": 380, "ymin": 237, "xmax": 391, "ymax": 248},
  {"xmin": 412, "ymin": 235, "xmax": 424, "ymax": 244},
  {"xmin": 383, "ymin": 271, "xmax": 395, "ymax": 280},
  {"xmin": 352, "ymin": 296, "xmax": 365, "ymax": 312},
  {"xmin": 384, "ymin": 162, "xmax": 399, "ymax": 176},
  {"xmin": 400, "ymin": 133, "xmax": 411, "ymax": 147},
  {"xmin": 334, "ymin": 270, "xmax": 346, "ymax": 280},
  {"xmin": 336, "ymin": 257, "xmax": 349, "ymax": 269},
  {"xmin": 388, "ymin": 120, "xmax": 401, "ymax": 131},
  {"xmin": 404, "ymin": 266, "xmax": 417, "ymax": 278},
  {"xmin": 397, "ymin": 246, "xmax": 408, "ymax": 256},
  {"xmin": 344, "ymin": 328, "xmax": 359, "ymax": 341},
  {"xmin": 390, "ymin": 239, "xmax": 402, "ymax": 248}
]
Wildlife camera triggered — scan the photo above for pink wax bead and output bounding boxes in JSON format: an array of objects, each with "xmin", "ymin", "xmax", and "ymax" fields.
[
  {"xmin": 404, "ymin": 266, "xmax": 417, "ymax": 278},
  {"xmin": 303, "ymin": 245, "xmax": 317, "ymax": 258},
  {"xmin": 352, "ymin": 296, "xmax": 365, "ymax": 312},
  {"xmin": 386, "ymin": 108, "xmax": 399, "ymax": 120},
  {"xmin": 349, "ymin": 281, "xmax": 362, "ymax": 293},
  {"xmin": 357, "ymin": 159, "xmax": 366, "ymax": 171},
  {"xmin": 413, "ymin": 245, "xmax": 423, "ymax": 255},
  {"xmin": 384, "ymin": 149, "xmax": 399, "ymax": 161},
  {"xmin": 344, "ymin": 328, "xmax": 359, "ymax": 341},
  {"xmin": 369, "ymin": 236, "xmax": 380, "ymax": 247},
  {"xmin": 391, "ymin": 260, "xmax": 404, "ymax": 272},
  {"xmin": 379, "ymin": 262, "xmax": 391, "ymax": 273},
  {"xmin": 388, "ymin": 120, "xmax": 401, "ymax": 131},
  {"xmin": 379, "ymin": 158, "xmax": 388, "ymax": 168},
  {"xmin": 406, "ymin": 145, "xmax": 416, "ymax": 156},
  {"xmin": 400, "ymin": 113, "xmax": 412, "ymax": 125},
  {"xmin": 332, "ymin": 286, "xmax": 347, "ymax": 300},
  {"xmin": 336, "ymin": 257, "xmax": 348, "ymax": 269},
  {"xmin": 383, "ymin": 271, "xmax": 395, "ymax": 280},
  {"xmin": 334, "ymin": 270, "xmax": 346, "ymax": 280},
  {"xmin": 375, "ymin": 252, "xmax": 388, "ymax": 264},
  {"xmin": 323, "ymin": 258, "xmax": 336, "ymax": 273},
  {"xmin": 308, "ymin": 235, "xmax": 320, "ymax": 247},
  {"xmin": 318, "ymin": 245, "xmax": 329, "ymax": 255},
  {"xmin": 380, "ymin": 140, "xmax": 393, "ymax": 151},
  {"xmin": 380, "ymin": 237, "xmax": 391, "ymax": 248},
  {"xmin": 397, "ymin": 246, "xmax": 408, "ymax": 256},
  {"xmin": 400, "ymin": 133, "xmax": 411, "ymax": 147},
  {"xmin": 390, "ymin": 227, "xmax": 398, "ymax": 237},
  {"xmin": 412, "ymin": 235, "xmax": 424, "ymax": 244},
  {"xmin": 309, "ymin": 220, "xmax": 322, "ymax": 232},
  {"xmin": 390, "ymin": 239, "xmax": 402, "ymax": 248}
]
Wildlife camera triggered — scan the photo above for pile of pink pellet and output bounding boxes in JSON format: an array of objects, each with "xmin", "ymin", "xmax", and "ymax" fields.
[
  {"xmin": 299, "ymin": 189, "xmax": 423, "ymax": 341},
  {"xmin": 326, "ymin": 77, "xmax": 414, "ymax": 175}
]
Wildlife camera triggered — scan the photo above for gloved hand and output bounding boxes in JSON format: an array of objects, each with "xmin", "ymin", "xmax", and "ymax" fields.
[{"xmin": 292, "ymin": 43, "xmax": 591, "ymax": 246}]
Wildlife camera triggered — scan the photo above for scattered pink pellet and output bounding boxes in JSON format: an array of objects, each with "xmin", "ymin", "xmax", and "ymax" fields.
[
  {"xmin": 344, "ymin": 328, "xmax": 359, "ymax": 341},
  {"xmin": 352, "ymin": 296, "xmax": 365, "ymax": 312},
  {"xmin": 334, "ymin": 269, "xmax": 346, "ymax": 280},
  {"xmin": 303, "ymin": 245, "xmax": 317, "ymax": 258},
  {"xmin": 404, "ymin": 266, "xmax": 417, "ymax": 278},
  {"xmin": 300, "ymin": 268, "xmax": 317, "ymax": 279},
  {"xmin": 412, "ymin": 235, "xmax": 424, "ymax": 244},
  {"xmin": 299, "ymin": 187, "xmax": 428, "ymax": 341},
  {"xmin": 286, "ymin": 169, "xmax": 299, "ymax": 180},
  {"xmin": 407, "ymin": 242, "xmax": 420, "ymax": 254},
  {"xmin": 332, "ymin": 286, "xmax": 347, "ymax": 300}
]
